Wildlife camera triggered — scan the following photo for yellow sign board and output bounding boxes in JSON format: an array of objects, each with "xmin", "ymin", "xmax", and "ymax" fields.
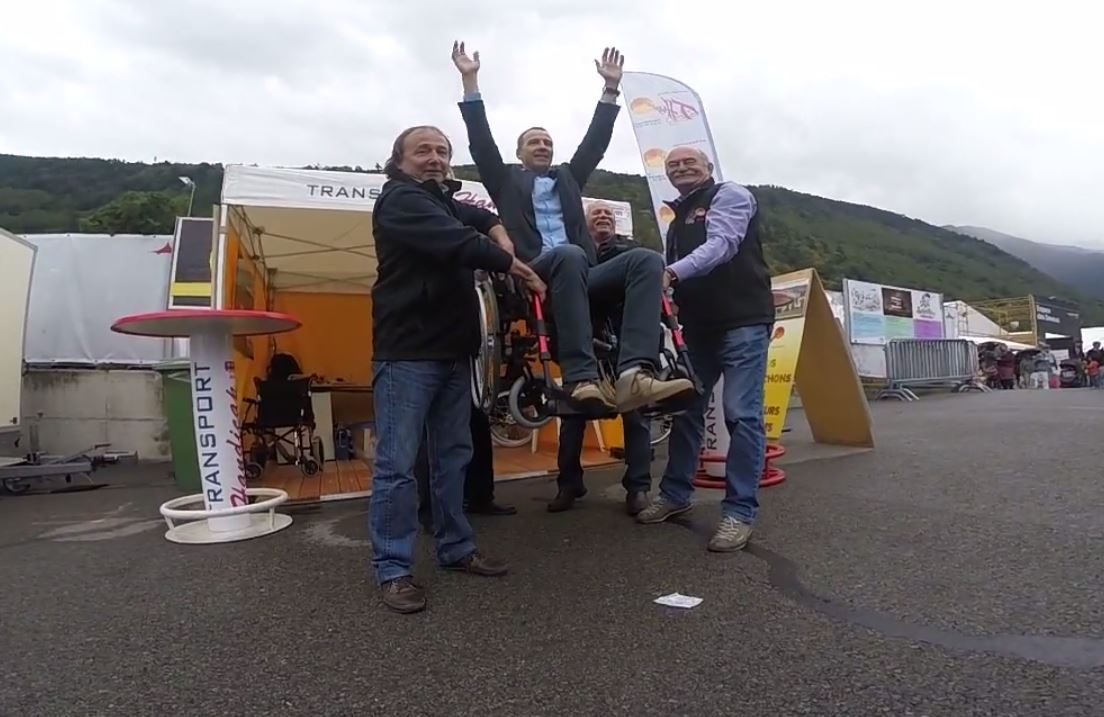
[{"xmin": 765, "ymin": 269, "xmax": 873, "ymax": 447}]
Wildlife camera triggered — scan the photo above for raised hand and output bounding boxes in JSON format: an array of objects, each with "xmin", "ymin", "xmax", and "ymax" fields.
[
  {"xmin": 452, "ymin": 40, "xmax": 480, "ymax": 76},
  {"xmin": 595, "ymin": 47, "xmax": 624, "ymax": 88}
]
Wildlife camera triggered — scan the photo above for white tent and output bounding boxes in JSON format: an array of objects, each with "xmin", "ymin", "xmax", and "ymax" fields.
[
  {"xmin": 959, "ymin": 334, "xmax": 1035, "ymax": 351},
  {"xmin": 216, "ymin": 165, "xmax": 636, "ymax": 302},
  {"xmin": 22, "ymin": 234, "xmax": 174, "ymax": 365}
]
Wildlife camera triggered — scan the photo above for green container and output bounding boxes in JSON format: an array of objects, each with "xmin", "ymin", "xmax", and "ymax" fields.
[{"xmin": 157, "ymin": 361, "xmax": 201, "ymax": 494}]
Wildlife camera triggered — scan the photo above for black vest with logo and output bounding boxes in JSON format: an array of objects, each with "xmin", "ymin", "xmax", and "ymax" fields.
[{"xmin": 665, "ymin": 180, "xmax": 775, "ymax": 333}]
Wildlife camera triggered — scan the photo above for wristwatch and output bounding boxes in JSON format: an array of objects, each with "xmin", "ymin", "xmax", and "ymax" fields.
[{"xmin": 664, "ymin": 267, "xmax": 679, "ymax": 286}]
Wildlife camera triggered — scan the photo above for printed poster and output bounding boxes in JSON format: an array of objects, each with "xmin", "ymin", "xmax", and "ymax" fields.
[
  {"xmin": 844, "ymin": 278, "xmax": 945, "ymax": 345},
  {"xmin": 881, "ymin": 288, "xmax": 913, "ymax": 318},
  {"xmin": 763, "ymin": 276, "xmax": 812, "ymax": 439},
  {"xmin": 911, "ymin": 290, "xmax": 940, "ymax": 321}
]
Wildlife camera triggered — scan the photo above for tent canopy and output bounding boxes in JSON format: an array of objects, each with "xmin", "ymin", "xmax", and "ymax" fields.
[{"xmin": 220, "ymin": 165, "xmax": 636, "ymax": 296}]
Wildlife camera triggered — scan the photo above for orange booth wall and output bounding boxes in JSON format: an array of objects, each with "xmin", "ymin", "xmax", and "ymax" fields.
[{"xmin": 221, "ymin": 218, "xmax": 611, "ymax": 453}]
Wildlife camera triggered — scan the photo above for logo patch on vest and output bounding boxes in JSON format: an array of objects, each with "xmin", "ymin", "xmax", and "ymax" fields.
[{"xmin": 686, "ymin": 207, "xmax": 708, "ymax": 224}]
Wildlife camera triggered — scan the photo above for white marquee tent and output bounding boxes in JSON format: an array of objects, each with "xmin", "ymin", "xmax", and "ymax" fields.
[{"xmin": 216, "ymin": 165, "xmax": 636, "ymax": 303}]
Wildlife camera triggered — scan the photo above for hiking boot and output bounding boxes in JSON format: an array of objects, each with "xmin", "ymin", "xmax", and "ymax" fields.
[
  {"xmin": 615, "ymin": 369, "xmax": 695, "ymax": 413},
  {"xmin": 442, "ymin": 550, "xmax": 509, "ymax": 577},
  {"xmin": 380, "ymin": 577, "xmax": 426, "ymax": 614},
  {"xmin": 569, "ymin": 381, "xmax": 616, "ymax": 412},
  {"xmin": 635, "ymin": 495, "xmax": 693, "ymax": 524},
  {"xmin": 708, "ymin": 516, "xmax": 753, "ymax": 552}
]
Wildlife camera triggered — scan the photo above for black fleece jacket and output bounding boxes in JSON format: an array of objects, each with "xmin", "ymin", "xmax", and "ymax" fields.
[{"xmin": 371, "ymin": 173, "xmax": 514, "ymax": 361}]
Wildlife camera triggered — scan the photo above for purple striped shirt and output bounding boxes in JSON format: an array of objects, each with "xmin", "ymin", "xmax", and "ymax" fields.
[{"xmin": 668, "ymin": 182, "xmax": 757, "ymax": 281}]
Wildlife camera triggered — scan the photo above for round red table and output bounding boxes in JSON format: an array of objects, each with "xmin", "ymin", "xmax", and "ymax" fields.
[{"xmin": 112, "ymin": 309, "xmax": 301, "ymax": 544}]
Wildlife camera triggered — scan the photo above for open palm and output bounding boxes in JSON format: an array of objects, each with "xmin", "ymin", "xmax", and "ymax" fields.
[
  {"xmin": 452, "ymin": 40, "xmax": 480, "ymax": 75},
  {"xmin": 595, "ymin": 46, "xmax": 624, "ymax": 86}
]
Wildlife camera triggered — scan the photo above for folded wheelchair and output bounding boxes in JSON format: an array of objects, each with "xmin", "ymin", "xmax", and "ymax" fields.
[{"xmin": 472, "ymin": 271, "xmax": 702, "ymax": 430}]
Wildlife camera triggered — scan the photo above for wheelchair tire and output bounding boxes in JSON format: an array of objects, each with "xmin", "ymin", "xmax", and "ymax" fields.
[
  {"xmin": 310, "ymin": 436, "xmax": 325, "ymax": 464},
  {"xmin": 650, "ymin": 415, "xmax": 673, "ymax": 446},
  {"xmin": 471, "ymin": 275, "xmax": 502, "ymax": 413},
  {"xmin": 489, "ymin": 420, "xmax": 535, "ymax": 449},
  {"xmin": 302, "ymin": 458, "xmax": 321, "ymax": 476},
  {"xmin": 245, "ymin": 461, "xmax": 264, "ymax": 481},
  {"xmin": 507, "ymin": 376, "xmax": 554, "ymax": 430}
]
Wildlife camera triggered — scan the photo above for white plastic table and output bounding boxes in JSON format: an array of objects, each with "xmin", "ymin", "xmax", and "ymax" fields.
[{"xmin": 111, "ymin": 309, "xmax": 301, "ymax": 544}]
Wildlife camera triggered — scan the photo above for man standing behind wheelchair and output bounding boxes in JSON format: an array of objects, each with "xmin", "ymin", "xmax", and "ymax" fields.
[
  {"xmin": 370, "ymin": 125, "xmax": 546, "ymax": 614},
  {"xmin": 635, "ymin": 147, "xmax": 774, "ymax": 553},
  {"xmin": 551, "ymin": 202, "xmax": 660, "ymax": 515},
  {"xmin": 451, "ymin": 41, "xmax": 694, "ymax": 414}
]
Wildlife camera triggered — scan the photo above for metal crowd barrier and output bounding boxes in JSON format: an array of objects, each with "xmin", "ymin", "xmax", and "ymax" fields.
[{"xmin": 877, "ymin": 339, "xmax": 989, "ymax": 401}]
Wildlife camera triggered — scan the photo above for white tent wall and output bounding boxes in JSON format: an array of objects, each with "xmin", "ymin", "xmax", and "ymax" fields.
[
  {"xmin": 23, "ymin": 234, "xmax": 174, "ymax": 365},
  {"xmin": 17, "ymin": 233, "xmax": 177, "ymax": 460}
]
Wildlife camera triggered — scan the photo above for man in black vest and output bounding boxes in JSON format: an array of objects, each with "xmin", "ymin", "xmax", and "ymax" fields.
[
  {"xmin": 636, "ymin": 147, "xmax": 774, "ymax": 553},
  {"xmin": 550, "ymin": 202, "xmax": 656, "ymax": 515},
  {"xmin": 451, "ymin": 41, "xmax": 693, "ymax": 415}
]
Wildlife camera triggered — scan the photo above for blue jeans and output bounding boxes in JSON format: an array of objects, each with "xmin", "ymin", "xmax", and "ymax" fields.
[
  {"xmin": 658, "ymin": 324, "xmax": 771, "ymax": 523},
  {"xmin": 370, "ymin": 360, "xmax": 476, "ymax": 584}
]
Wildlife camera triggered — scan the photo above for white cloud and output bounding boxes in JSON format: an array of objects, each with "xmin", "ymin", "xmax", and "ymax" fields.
[{"xmin": 1, "ymin": 0, "xmax": 1102, "ymax": 246}]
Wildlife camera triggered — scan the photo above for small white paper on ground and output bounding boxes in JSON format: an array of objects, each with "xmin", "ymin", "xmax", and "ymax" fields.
[{"xmin": 654, "ymin": 592, "xmax": 703, "ymax": 609}]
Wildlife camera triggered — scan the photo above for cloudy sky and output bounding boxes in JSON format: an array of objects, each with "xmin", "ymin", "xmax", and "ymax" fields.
[{"xmin": 3, "ymin": 0, "xmax": 1102, "ymax": 247}]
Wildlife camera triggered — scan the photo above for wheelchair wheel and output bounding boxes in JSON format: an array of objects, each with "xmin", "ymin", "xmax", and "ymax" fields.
[
  {"xmin": 650, "ymin": 415, "xmax": 673, "ymax": 446},
  {"xmin": 489, "ymin": 392, "xmax": 536, "ymax": 448},
  {"xmin": 310, "ymin": 435, "xmax": 325, "ymax": 463},
  {"xmin": 245, "ymin": 462, "xmax": 264, "ymax": 481},
  {"xmin": 507, "ymin": 376, "xmax": 554, "ymax": 430},
  {"xmin": 302, "ymin": 458, "xmax": 321, "ymax": 476},
  {"xmin": 471, "ymin": 274, "xmax": 502, "ymax": 413}
]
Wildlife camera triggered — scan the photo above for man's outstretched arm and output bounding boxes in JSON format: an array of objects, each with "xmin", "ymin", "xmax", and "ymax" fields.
[
  {"xmin": 568, "ymin": 47, "xmax": 625, "ymax": 189},
  {"xmin": 453, "ymin": 41, "xmax": 508, "ymax": 197},
  {"xmin": 666, "ymin": 184, "xmax": 758, "ymax": 285}
]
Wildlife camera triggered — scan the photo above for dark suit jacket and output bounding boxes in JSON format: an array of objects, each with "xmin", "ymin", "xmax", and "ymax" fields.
[{"xmin": 458, "ymin": 98, "xmax": 620, "ymax": 265}]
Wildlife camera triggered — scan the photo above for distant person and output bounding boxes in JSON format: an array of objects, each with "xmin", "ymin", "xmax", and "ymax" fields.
[
  {"xmin": 996, "ymin": 345, "xmax": 1016, "ymax": 389},
  {"xmin": 1030, "ymin": 345, "xmax": 1053, "ymax": 390},
  {"xmin": 1086, "ymin": 342, "xmax": 1104, "ymax": 388}
]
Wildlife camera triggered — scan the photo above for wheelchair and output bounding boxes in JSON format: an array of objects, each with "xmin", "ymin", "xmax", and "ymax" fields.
[
  {"xmin": 472, "ymin": 271, "xmax": 702, "ymax": 431},
  {"xmin": 242, "ymin": 363, "xmax": 325, "ymax": 479}
]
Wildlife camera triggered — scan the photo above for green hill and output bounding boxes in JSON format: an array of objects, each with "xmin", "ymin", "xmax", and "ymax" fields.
[{"xmin": 3, "ymin": 153, "xmax": 1100, "ymax": 323}]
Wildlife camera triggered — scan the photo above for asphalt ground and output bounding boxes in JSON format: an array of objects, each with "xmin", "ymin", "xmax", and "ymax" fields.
[{"xmin": 2, "ymin": 388, "xmax": 1103, "ymax": 716}]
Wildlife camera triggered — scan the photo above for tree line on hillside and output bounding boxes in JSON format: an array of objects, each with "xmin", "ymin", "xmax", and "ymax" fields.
[{"xmin": 2, "ymin": 153, "xmax": 1101, "ymax": 322}]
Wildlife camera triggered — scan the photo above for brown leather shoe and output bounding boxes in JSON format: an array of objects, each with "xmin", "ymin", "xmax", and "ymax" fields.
[
  {"xmin": 442, "ymin": 550, "xmax": 509, "ymax": 577},
  {"xmin": 625, "ymin": 490, "xmax": 649, "ymax": 516},
  {"xmin": 380, "ymin": 577, "xmax": 426, "ymax": 614}
]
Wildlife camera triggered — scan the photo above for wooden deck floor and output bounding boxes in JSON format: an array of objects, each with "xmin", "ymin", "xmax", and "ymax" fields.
[{"xmin": 254, "ymin": 445, "xmax": 616, "ymax": 503}]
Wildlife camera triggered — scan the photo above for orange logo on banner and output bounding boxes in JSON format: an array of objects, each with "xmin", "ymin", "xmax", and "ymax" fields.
[
  {"xmin": 630, "ymin": 97, "xmax": 659, "ymax": 116},
  {"xmin": 643, "ymin": 148, "xmax": 667, "ymax": 169},
  {"xmin": 658, "ymin": 205, "xmax": 676, "ymax": 226}
]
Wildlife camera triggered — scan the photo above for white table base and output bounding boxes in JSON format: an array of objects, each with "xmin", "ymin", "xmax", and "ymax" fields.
[{"xmin": 160, "ymin": 488, "xmax": 292, "ymax": 544}]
